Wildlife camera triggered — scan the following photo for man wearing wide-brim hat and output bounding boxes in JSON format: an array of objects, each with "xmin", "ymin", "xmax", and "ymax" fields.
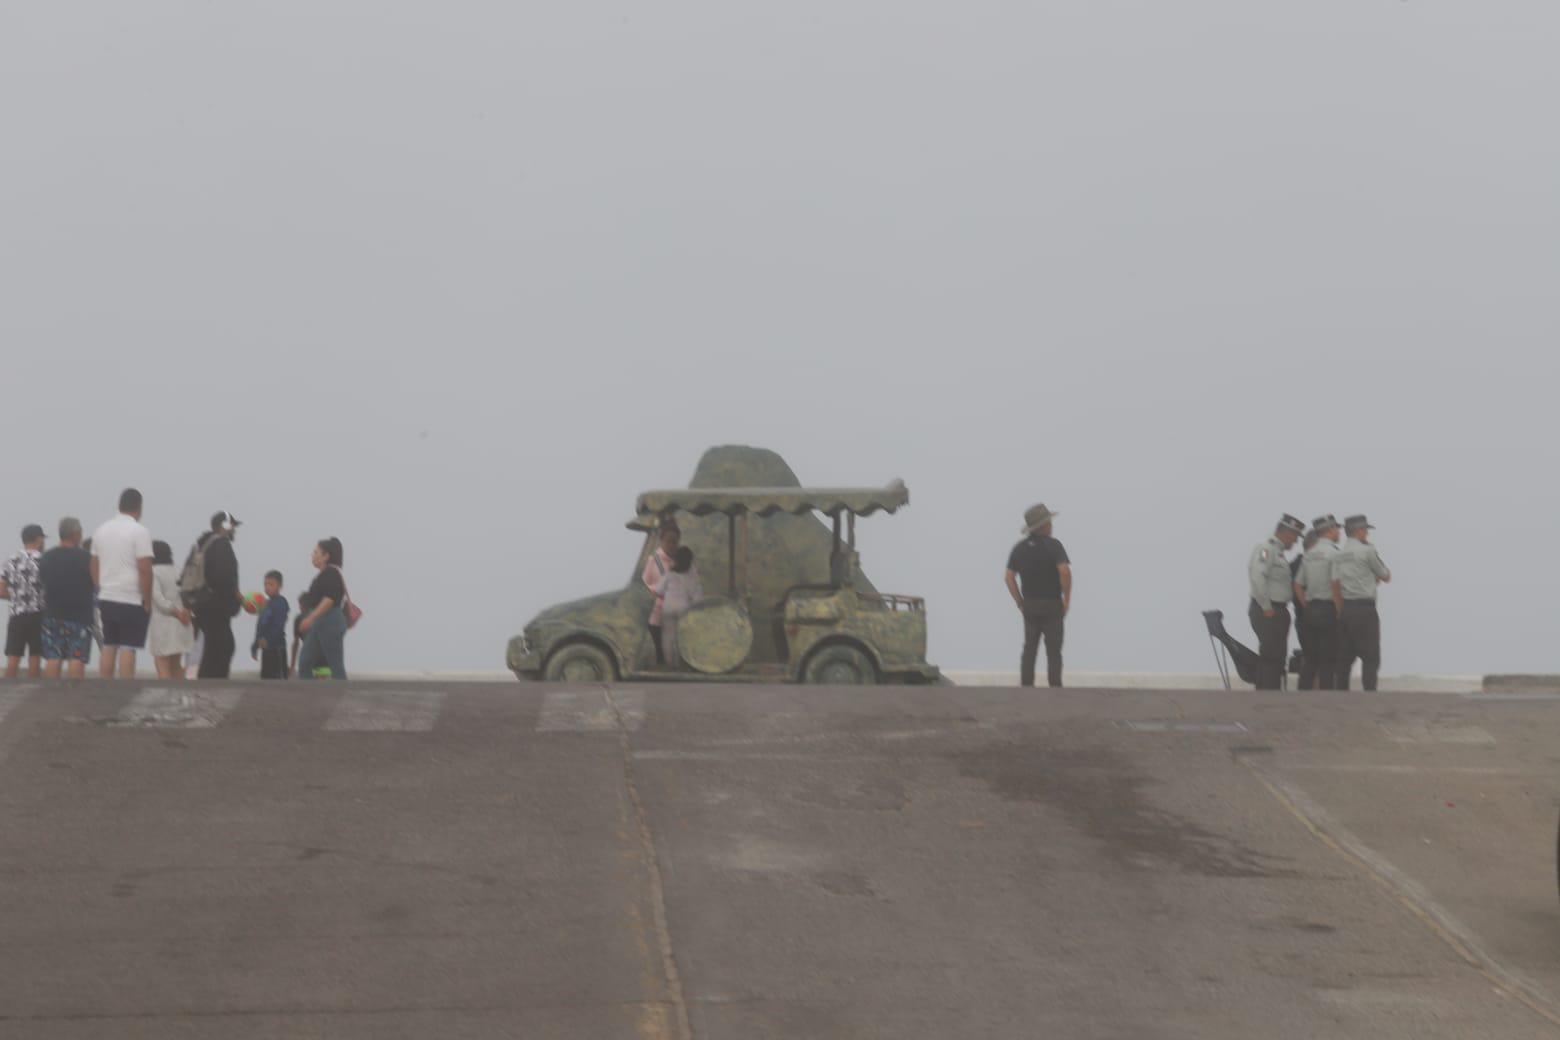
[
  {"xmin": 1331, "ymin": 514, "xmax": 1391, "ymax": 691},
  {"xmin": 1004, "ymin": 504, "xmax": 1071, "ymax": 688},
  {"xmin": 1247, "ymin": 513, "xmax": 1305, "ymax": 690}
]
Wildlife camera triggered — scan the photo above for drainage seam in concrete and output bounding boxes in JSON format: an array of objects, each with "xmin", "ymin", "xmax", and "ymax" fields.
[
  {"xmin": 1243, "ymin": 758, "xmax": 1560, "ymax": 1030},
  {"xmin": 604, "ymin": 685, "xmax": 694, "ymax": 1040}
]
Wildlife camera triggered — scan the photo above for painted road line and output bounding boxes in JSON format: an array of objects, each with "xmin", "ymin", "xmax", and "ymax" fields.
[
  {"xmin": 1379, "ymin": 721, "xmax": 1496, "ymax": 745},
  {"xmin": 113, "ymin": 687, "xmax": 243, "ymax": 728},
  {"xmin": 1119, "ymin": 720, "xmax": 1248, "ymax": 734},
  {"xmin": 538, "ymin": 689, "xmax": 644, "ymax": 732},
  {"xmin": 1284, "ymin": 764, "xmax": 1543, "ymax": 776},
  {"xmin": 633, "ymin": 750, "xmax": 886, "ymax": 762},
  {"xmin": 325, "ymin": 688, "xmax": 445, "ymax": 732},
  {"xmin": 1464, "ymin": 692, "xmax": 1560, "ymax": 702},
  {"xmin": 0, "ymin": 685, "xmax": 35, "ymax": 727}
]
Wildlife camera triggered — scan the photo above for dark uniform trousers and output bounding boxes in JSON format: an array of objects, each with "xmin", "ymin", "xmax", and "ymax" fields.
[
  {"xmin": 1336, "ymin": 600, "xmax": 1381, "ymax": 692},
  {"xmin": 1248, "ymin": 600, "xmax": 1291, "ymax": 691},
  {"xmin": 1298, "ymin": 601, "xmax": 1339, "ymax": 690},
  {"xmin": 1020, "ymin": 599, "xmax": 1065, "ymax": 688}
]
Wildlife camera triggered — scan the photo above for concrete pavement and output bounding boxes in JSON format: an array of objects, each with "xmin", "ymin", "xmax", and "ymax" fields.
[{"xmin": 1, "ymin": 679, "xmax": 1559, "ymax": 1038}]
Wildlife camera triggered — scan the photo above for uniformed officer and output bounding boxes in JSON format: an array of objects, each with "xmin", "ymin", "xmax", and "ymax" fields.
[
  {"xmin": 1248, "ymin": 514, "xmax": 1305, "ymax": 690},
  {"xmin": 1293, "ymin": 514, "xmax": 1342, "ymax": 689},
  {"xmin": 1332, "ymin": 514, "xmax": 1391, "ymax": 691}
]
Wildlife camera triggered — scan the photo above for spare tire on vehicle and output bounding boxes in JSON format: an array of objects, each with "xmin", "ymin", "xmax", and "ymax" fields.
[{"xmin": 676, "ymin": 598, "xmax": 753, "ymax": 674}]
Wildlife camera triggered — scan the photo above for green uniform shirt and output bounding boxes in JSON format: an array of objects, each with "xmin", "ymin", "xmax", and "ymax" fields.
[
  {"xmin": 1332, "ymin": 538, "xmax": 1390, "ymax": 600},
  {"xmin": 1248, "ymin": 537, "xmax": 1293, "ymax": 611},
  {"xmin": 1296, "ymin": 540, "xmax": 1341, "ymax": 603}
]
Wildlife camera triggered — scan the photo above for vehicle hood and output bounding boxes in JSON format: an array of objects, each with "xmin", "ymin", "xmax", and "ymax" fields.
[{"xmin": 527, "ymin": 588, "xmax": 634, "ymax": 630}]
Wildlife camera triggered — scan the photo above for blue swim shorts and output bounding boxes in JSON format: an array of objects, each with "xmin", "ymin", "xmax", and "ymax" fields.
[{"xmin": 41, "ymin": 618, "xmax": 94, "ymax": 663}]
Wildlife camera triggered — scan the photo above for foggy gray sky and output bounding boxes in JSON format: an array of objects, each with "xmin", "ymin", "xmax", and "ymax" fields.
[{"xmin": 3, "ymin": 3, "xmax": 1556, "ymax": 677}]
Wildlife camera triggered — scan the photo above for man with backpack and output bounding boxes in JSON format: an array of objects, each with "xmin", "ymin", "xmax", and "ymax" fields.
[{"xmin": 183, "ymin": 512, "xmax": 243, "ymax": 679}]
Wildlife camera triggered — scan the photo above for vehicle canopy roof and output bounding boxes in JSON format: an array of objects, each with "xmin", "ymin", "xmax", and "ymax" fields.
[{"xmin": 634, "ymin": 480, "xmax": 908, "ymax": 520}]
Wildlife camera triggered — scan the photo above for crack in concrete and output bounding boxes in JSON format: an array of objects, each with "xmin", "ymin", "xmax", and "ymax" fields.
[{"xmin": 604, "ymin": 685, "xmax": 694, "ymax": 1040}]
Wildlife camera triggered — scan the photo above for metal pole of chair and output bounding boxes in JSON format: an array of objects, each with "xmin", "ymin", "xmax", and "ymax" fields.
[{"xmin": 1209, "ymin": 633, "xmax": 1231, "ymax": 690}]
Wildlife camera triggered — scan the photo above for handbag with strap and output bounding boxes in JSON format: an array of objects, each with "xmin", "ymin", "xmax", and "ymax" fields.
[{"xmin": 332, "ymin": 566, "xmax": 363, "ymax": 629}]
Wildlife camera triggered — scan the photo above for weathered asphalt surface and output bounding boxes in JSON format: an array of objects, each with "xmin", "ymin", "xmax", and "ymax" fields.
[{"xmin": 3, "ymin": 680, "xmax": 1560, "ymax": 1039}]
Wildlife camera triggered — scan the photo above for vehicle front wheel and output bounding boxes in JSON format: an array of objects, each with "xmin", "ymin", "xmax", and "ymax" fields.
[
  {"xmin": 803, "ymin": 644, "xmax": 877, "ymax": 685},
  {"xmin": 543, "ymin": 643, "xmax": 617, "ymax": 683}
]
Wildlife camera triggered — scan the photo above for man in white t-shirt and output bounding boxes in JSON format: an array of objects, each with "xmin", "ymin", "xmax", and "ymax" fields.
[{"xmin": 90, "ymin": 488, "xmax": 154, "ymax": 679}]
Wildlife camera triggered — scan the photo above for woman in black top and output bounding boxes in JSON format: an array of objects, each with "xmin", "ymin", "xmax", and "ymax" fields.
[{"xmin": 297, "ymin": 537, "xmax": 349, "ymax": 680}]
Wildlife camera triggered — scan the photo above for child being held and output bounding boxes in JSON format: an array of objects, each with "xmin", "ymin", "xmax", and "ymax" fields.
[
  {"xmin": 654, "ymin": 546, "xmax": 702, "ymax": 668},
  {"xmin": 251, "ymin": 570, "xmax": 291, "ymax": 679}
]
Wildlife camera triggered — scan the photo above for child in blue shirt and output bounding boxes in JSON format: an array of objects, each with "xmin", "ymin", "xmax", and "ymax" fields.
[{"xmin": 251, "ymin": 570, "xmax": 290, "ymax": 679}]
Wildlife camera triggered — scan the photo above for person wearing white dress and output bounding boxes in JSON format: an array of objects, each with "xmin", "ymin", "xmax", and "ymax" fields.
[
  {"xmin": 653, "ymin": 547, "xmax": 703, "ymax": 669},
  {"xmin": 147, "ymin": 541, "xmax": 195, "ymax": 679}
]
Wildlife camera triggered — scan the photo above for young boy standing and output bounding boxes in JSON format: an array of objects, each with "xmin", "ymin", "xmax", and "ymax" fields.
[
  {"xmin": 251, "ymin": 571, "xmax": 290, "ymax": 679},
  {"xmin": 1, "ymin": 524, "xmax": 48, "ymax": 679}
]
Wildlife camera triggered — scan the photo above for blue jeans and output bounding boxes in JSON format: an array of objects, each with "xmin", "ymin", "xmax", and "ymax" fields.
[{"xmin": 298, "ymin": 606, "xmax": 348, "ymax": 680}]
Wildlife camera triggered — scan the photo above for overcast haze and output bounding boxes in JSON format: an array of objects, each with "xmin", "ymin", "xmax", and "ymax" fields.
[{"xmin": 3, "ymin": 3, "xmax": 1556, "ymax": 677}]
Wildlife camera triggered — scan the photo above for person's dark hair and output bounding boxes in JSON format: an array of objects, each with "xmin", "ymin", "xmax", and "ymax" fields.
[
  {"xmin": 265, "ymin": 569, "xmax": 283, "ymax": 586},
  {"xmin": 318, "ymin": 538, "xmax": 344, "ymax": 568},
  {"xmin": 151, "ymin": 540, "xmax": 174, "ymax": 566},
  {"xmin": 672, "ymin": 546, "xmax": 694, "ymax": 573},
  {"xmin": 119, "ymin": 488, "xmax": 142, "ymax": 514}
]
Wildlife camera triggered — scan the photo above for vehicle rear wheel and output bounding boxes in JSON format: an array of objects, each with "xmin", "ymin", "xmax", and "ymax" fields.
[
  {"xmin": 543, "ymin": 643, "xmax": 616, "ymax": 683},
  {"xmin": 803, "ymin": 644, "xmax": 877, "ymax": 685}
]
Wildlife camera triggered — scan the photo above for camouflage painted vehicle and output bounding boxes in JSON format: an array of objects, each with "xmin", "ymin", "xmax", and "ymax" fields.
[{"xmin": 507, "ymin": 448, "xmax": 938, "ymax": 685}]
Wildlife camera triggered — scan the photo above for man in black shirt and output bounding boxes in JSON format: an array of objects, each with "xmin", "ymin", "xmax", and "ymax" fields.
[
  {"xmin": 37, "ymin": 517, "xmax": 96, "ymax": 680},
  {"xmin": 194, "ymin": 511, "xmax": 243, "ymax": 679},
  {"xmin": 1005, "ymin": 503, "xmax": 1072, "ymax": 688}
]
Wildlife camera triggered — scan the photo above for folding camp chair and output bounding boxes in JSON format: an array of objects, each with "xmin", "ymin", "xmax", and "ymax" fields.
[{"xmin": 1202, "ymin": 610, "xmax": 1263, "ymax": 690}]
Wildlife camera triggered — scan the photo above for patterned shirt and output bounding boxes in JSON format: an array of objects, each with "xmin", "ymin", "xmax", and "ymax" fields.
[{"xmin": 1, "ymin": 549, "xmax": 45, "ymax": 616}]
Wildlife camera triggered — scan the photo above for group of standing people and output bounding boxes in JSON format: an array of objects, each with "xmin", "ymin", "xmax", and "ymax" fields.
[
  {"xmin": 1, "ymin": 488, "xmax": 356, "ymax": 682},
  {"xmin": 1249, "ymin": 513, "xmax": 1392, "ymax": 691}
]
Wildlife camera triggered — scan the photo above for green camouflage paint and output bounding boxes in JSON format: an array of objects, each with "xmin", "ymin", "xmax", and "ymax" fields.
[{"xmin": 506, "ymin": 446, "xmax": 939, "ymax": 684}]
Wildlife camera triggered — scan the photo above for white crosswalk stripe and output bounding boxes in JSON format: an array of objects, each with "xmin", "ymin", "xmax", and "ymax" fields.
[
  {"xmin": 0, "ymin": 685, "xmax": 36, "ymax": 726},
  {"xmin": 113, "ymin": 687, "xmax": 244, "ymax": 728},
  {"xmin": 537, "ymin": 688, "xmax": 644, "ymax": 732},
  {"xmin": 325, "ymin": 688, "xmax": 444, "ymax": 732}
]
